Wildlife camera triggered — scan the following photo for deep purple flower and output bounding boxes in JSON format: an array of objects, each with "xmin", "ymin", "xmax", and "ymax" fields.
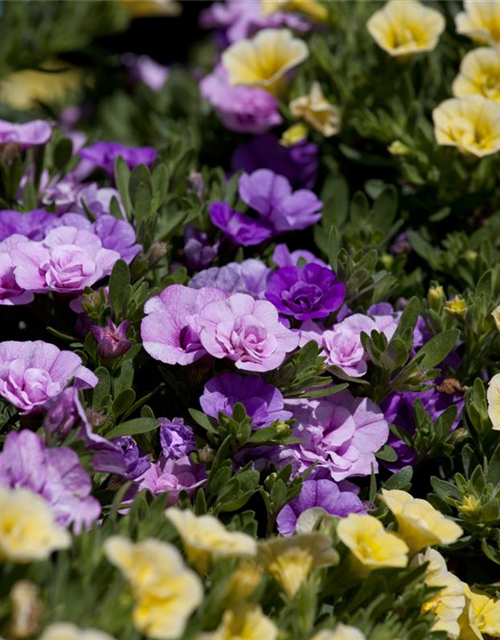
[
  {"xmin": 79, "ymin": 141, "xmax": 157, "ymax": 176},
  {"xmin": 209, "ymin": 201, "xmax": 272, "ymax": 246},
  {"xmin": 183, "ymin": 226, "xmax": 219, "ymax": 271},
  {"xmin": 189, "ymin": 259, "xmax": 270, "ymax": 299},
  {"xmin": 122, "ymin": 53, "xmax": 169, "ymax": 91},
  {"xmin": 136, "ymin": 456, "xmax": 207, "ymax": 504},
  {"xmin": 90, "ymin": 318, "xmax": 132, "ymax": 360},
  {"xmin": 0, "ymin": 209, "xmax": 55, "ymax": 241},
  {"xmin": 200, "ymin": 372, "xmax": 292, "ymax": 428},
  {"xmin": 0, "ymin": 119, "xmax": 52, "ymax": 148},
  {"xmin": 113, "ymin": 436, "xmax": 151, "ymax": 479},
  {"xmin": 266, "ymin": 264, "xmax": 344, "ymax": 321},
  {"xmin": 277, "ymin": 479, "xmax": 366, "ymax": 536},
  {"xmin": 273, "ymin": 244, "xmax": 328, "ymax": 269},
  {"xmin": 0, "ymin": 430, "xmax": 100, "ymax": 531},
  {"xmin": 159, "ymin": 417, "xmax": 196, "ymax": 459}
]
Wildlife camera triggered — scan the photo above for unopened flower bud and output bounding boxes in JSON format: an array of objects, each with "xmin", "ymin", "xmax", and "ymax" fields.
[
  {"xmin": 264, "ymin": 472, "xmax": 278, "ymax": 491},
  {"xmin": 146, "ymin": 241, "xmax": 167, "ymax": 267},
  {"xmin": 275, "ymin": 421, "xmax": 291, "ymax": 438},
  {"xmin": 81, "ymin": 290, "xmax": 104, "ymax": 316},
  {"xmin": 197, "ymin": 444, "xmax": 214, "ymax": 464},
  {"xmin": 459, "ymin": 494, "xmax": 481, "ymax": 518},
  {"xmin": 187, "ymin": 171, "xmax": 204, "ymax": 198},
  {"xmin": 388, "ymin": 140, "xmax": 410, "ymax": 156},
  {"xmin": 9, "ymin": 581, "xmax": 42, "ymax": 639},
  {"xmin": 427, "ymin": 284, "xmax": 444, "ymax": 311},
  {"xmin": 90, "ymin": 318, "xmax": 131, "ymax": 360},
  {"xmin": 444, "ymin": 295, "xmax": 467, "ymax": 319}
]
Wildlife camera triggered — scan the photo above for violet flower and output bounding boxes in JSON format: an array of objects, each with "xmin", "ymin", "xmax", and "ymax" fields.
[
  {"xmin": 209, "ymin": 201, "xmax": 272, "ymax": 246},
  {"xmin": 90, "ymin": 318, "xmax": 132, "ymax": 360},
  {"xmin": 273, "ymin": 244, "xmax": 328, "ymax": 269},
  {"xmin": 159, "ymin": 417, "xmax": 196, "ymax": 459},
  {"xmin": 0, "ymin": 118, "xmax": 52, "ymax": 148},
  {"xmin": 189, "ymin": 259, "xmax": 270, "ymax": 299},
  {"xmin": 136, "ymin": 456, "xmax": 207, "ymax": 504},
  {"xmin": 0, "ymin": 235, "xmax": 34, "ymax": 306},
  {"xmin": 122, "ymin": 53, "xmax": 169, "ymax": 91},
  {"xmin": 0, "ymin": 209, "xmax": 56, "ymax": 241},
  {"xmin": 79, "ymin": 141, "xmax": 157, "ymax": 176},
  {"xmin": 183, "ymin": 226, "xmax": 219, "ymax": 271}
]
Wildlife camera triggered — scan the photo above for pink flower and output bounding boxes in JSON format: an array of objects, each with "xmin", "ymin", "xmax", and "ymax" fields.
[
  {"xmin": 197, "ymin": 293, "xmax": 299, "ymax": 372},
  {"xmin": 12, "ymin": 226, "xmax": 120, "ymax": 294},
  {"xmin": 136, "ymin": 456, "xmax": 207, "ymax": 505}
]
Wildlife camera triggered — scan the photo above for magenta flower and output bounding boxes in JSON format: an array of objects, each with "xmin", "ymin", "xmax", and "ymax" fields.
[
  {"xmin": 79, "ymin": 141, "xmax": 157, "ymax": 176},
  {"xmin": 197, "ymin": 293, "xmax": 299, "ymax": 372},
  {"xmin": 0, "ymin": 235, "xmax": 34, "ymax": 306},
  {"xmin": 200, "ymin": 372, "xmax": 292, "ymax": 428},
  {"xmin": 0, "ymin": 118, "xmax": 52, "ymax": 148},
  {"xmin": 141, "ymin": 285, "xmax": 227, "ymax": 365},
  {"xmin": 0, "ymin": 340, "xmax": 97, "ymax": 414},
  {"xmin": 209, "ymin": 201, "xmax": 272, "ymax": 246},
  {"xmin": 90, "ymin": 318, "xmax": 132, "ymax": 360},
  {"xmin": 12, "ymin": 226, "xmax": 120, "ymax": 293},
  {"xmin": 136, "ymin": 456, "xmax": 207, "ymax": 504}
]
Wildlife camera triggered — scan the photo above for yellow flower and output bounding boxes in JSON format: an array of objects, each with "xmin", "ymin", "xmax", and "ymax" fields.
[
  {"xmin": 199, "ymin": 604, "xmax": 277, "ymax": 640},
  {"xmin": 39, "ymin": 624, "xmax": 116, "ymax": 640},
  {"xmin": 0, "ymin": 487, "xmax": 70, "ymax": 563},
  {"xmin": 453, "ymin": 48, "xmax": 500, "ymax": 102},
  {"xmin": 281, "ymin": 123, "xmax": 309, "ymax": 147},
  {"xmin": 289, "ymin": 82, "xmax": 341, "ymax": 137},
  {"xmin": 121, "ymin": 0, "xmax": 181, "ymax": 18},
  {"xmin": 104, "ymin": 536, "xmax": 203, "ymax": 640},
  {"xmin": 336, "ymin": 514, "xmax": 409, "ymax": 572},
  {"xmin": 492, "ymin": 305, "xmax": 500, "ymax": 331},
  {"xmin": 221, "ymin": 28, "xmax": 309, "ymax": 96},
  {"xmin": 165, "ymin": 508, "xmax": 257, "ymax": 573},
  {"xmin": 260, "ymin": 0, "xmax": 328, "ymax": 23},
  {"xmin": 456, "ymin": 0, "xmax": 500, "ymax": 48},
  {"xmin": 432, "ymin": 96, "xmax": 500, "ymax": 158},
  {"xmin": 258, "ymin": 533, "xmax": 339, "ymax": 599},
  {"xmin": 487, "ymin": 373, "xmax": 500, "ymax": 430},
  {"xmin": 225, "ymin": 561, "xmax": 263, "ymax": 605},
  {"xmin": 444, "ymin": 295, "xmax": 468, "ymax": 319},
  {"xmin": 310, "ymin": 626, "xmax": 366, "ymax": 640},
  {"xmin": 366, "ymin": 0, "xmax": 445, "ymax": 58},
  {"xmin": 459, "ymin": 583, "xmax": 500, "ymax": 639},
  {"xmin": 382, "ymin": 489, "xmax": 463, "ymax": 553},
  {"xmin": 415, "ymin": 549, "xmax": 465, "ymax": 639}
]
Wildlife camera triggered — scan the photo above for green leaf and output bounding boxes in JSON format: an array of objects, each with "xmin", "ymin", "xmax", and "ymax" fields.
[
  {"xmin": 481, "ymin": 539, "xmax": 500, "ymax": 565},
  {"xmin": 372, "ymin": 185, "xmax": 398, "ymax": 233},
  {"xmin": 188, "ymin": 408, "xmax": 218, "ymax": 434},
  {"xmin": 109, "ymin": 260, "xmax": 130, "ymax": 315},
  {"xmin": 106, "ymin": 417, "xmax": 158, "ymax": 439},
  {"xmin": 299, "ymin": 383, "xmax": 348, "ymax": 398},
  {"xmin": 415, "ymin": 329, "xmax": 459, "ymax": 370},
  {"xmin": 114, "ymin": 156, "xmax": 132, "ymax": 217},
  {"xmin": 383, "ymin": 466, "xmax": 413, "ymax": 490},
  {"xmin": 375, "ymin": 445, "xmax": 398, "ymax": 462},
  {"xmin": 112, "ymin": 389, "xmax": 136, "ymax": 417}
]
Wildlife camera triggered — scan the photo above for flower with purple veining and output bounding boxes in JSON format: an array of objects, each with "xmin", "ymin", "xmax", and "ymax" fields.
[
  {"xmin": 189, "ymin": 259, "xmax": 270, "ymax": 299},
  {"xmin": 197, "ymin": 293, "xmax": 299, "ymax": 372},
  {"xmin": 266, "ymin": 264, "xmax": 344, "ymax": 321},
  {"xmin": 0, "ymin": 209, "xmax": 56, "ymax": 241},
  {"xmin": 136, "ymin": 456, "xmax": 207, "ymax": 504},
  {"xmin": 0, "ymin": 119, "xmax": 52, "ymax": 148},
  {"xmin": 92, "ymin": 216, "xmax": 141, "ymax": 263},
  {"xmin": 0, "ymin": 340, "xmax": 98, "ymax": 414},
  {"xmin": 159, "ymin": 417, "xmax": 196, "ymax": 459},
  {"xmin": 141, "ymin": 285, "xmax": 227, "ymax": 366},
  {"xmin": 91, "ymin": 318, "xmax": 132, "ymax": 360},
  {"xmin": 200, "ymin": 372, "xmax": 292, "ymax": 428},
  {"xmin": 79, "ymin": 141, "xmax": 157, "ymax": 176},
  {"xmin": 277, "ymin": 479, "xmax": 366, "ymax": 536},
  {"xmin": 209, "ymin": 201, "xmax": 272, "ymax": 246}
]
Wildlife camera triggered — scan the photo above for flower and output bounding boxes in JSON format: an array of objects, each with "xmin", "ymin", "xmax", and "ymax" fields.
[
  {"xmin": 453, "ymin": 47, "xmax": 500, "ymax": 102},
  {"xmin": 92, "ymin": 216, "xmax": 141, "ymax": 264},
  {"xmin": 209, "ymin": 202, "xmax": 272, "ymax": 246},
  {"xmin": 0, "ymin": 340, "xmax": 97, "ymax": 414},
  {"xmin": 39, "ymin": 624, "xmax": 116, "ymax": 640},
  {"xmin": 200, "ymin": 65, "xmax": 282, "ymax": 134},
  {"xmin": 258, "ymin": 533, "xmax": 339, "ymax": 598},
  {"xmin": 9, "ymin": 580, "xmax": 42, "ymax": 639},
  {"xmin": 160, "ymin": 417, "xmax": 196, "ymax": 459},
  {"xmin": 0, "ymin": 235, "xmax": 35, "ymax": 306},
  {"xmin": 165, "ymin": 507, "xmax": 257, "ymax": 572},
  {"xmin": 456, "ymin": 0, "xmax": 500, "ymax": 48},
  {"xmin": 141, "ymin": 285, "xmax": 227, "ymax": 366},
  {"xmin": 432, "ymin": 96, "xmax": 500, "ymax": 158},
  {"xmin": 280, "ymin": 123, "xmax": 309, "ymax": 146},
  {"xmin": 492, "ymin": 304, "xmax": 500, "ymax": 331},
  {"xmin": 122, "ymin": 53, "xmax": 169, "ymax": 92},
  {"xmin": 381, "ymin": 489, "xmax": 463, "ymax": 553},
  {"xmin": 458, "ymin": 583, "xmax": 500, "ymax": 639},
  {"xmin": 199, "ymin": 604, "xmax": 277, "ymax": 640},
  {"xmin": 0, "ymin": 209, "xmax": 57, "ymax": 241},
  {"xmin": 414, "ymin": 549, "xmax": 465, "ymax": 639},
  {"xmin": 336, "ymin": 513, "xmax": 409, "ymax": 571},
  {"xmin": 0, "ymin": 118, "xmax": 52, "ymax": 148},
  {"xmin": 261, "ymin": 0, "xmax": 327, "ymax": 22},
  {"xmin": 487, "ymin": 373, "xmax": 500, "ymax": 430},
  {"xmin": 273, "ymin": 244, "xmax": 328, "ymax": 269},
  {"xmin": 183, "ymin": 226, "xmax": 218, "ymax": 271},
  {"xmin": 367, "ymin": 0, "xmax": 445, "ymax": 58},
  {"xmin": 90, "ymin": 319, "xmax": 132, "ymax": 360},
  {"xmin": 136, "ymin": 456, "xmax": 207, "ymax": 504},
  {"xmin": 276, "ymin": 479, "xmax": 365, "ymax": 536},
  {"xmin": 13, "ymin": 227, "xmax": 120, "ymax": 294},
  {"xmin": 197, "ymin": 293, "xmax": 299, "ymax": 372},
  {"xmin": 104, "ymin": 536, "xmax": 203, "ymax": 640},
  {"xmin": 280, "ymin": 390, "xmax": 389, "ymax": 481},
  {"xmin": 265, "ymin": 264, "xmax": 344, "ymax": 320},
  {"xmin": 0, "ymin": 430, "xmax": 101, "ymax": 531},
  {"xmin": 189, "ymin": 259, "xmax": 270, "ymax": 299},
  {"xmin": 290, "ymin": 82, "xmax": 341, "ymax": 137},
  {"xmin": 0, "ymin": 487, "xmax": 70, "ymax": 562},
  {"xmin": 79, "ymin": 141, "xmax": 157, "ymax": 176},
  {"xmin": 311, "ymin": 626, "xmax": 366, "ymax": 640},
  {"xmin": 200, "ymin": 372, "xmax": 292, "ymax": 428},
  {"xmin": 444, "ymin": 295, "xmax": 468, "ymax": 319}
]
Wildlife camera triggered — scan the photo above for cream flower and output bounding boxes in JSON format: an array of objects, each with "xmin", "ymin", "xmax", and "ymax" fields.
[
  {"xmin": 260, "ymin": 0, "xmax": 328, "ymax": 22},
  {"xmin": 104, "ymin": 536, "xmax": 203, "ymax": 640},
  {"xmin": 39, "ymin": 624, "xmax": 116, "ymax": 640},
  {"xmin": 433, "ymin": 95, "xmax": 500, "ymax": 158},
  {"xmin": 165, "ymin": 508, "xmax": 257, "ymax": 573},
  {"xmin": 487, "ymin": 372, "xmax": 500, "ymax": 430},
  {"xmin": 199, "ymin": 604, "xmax": 277, "ymax": 640},
  {"xmin": 0, "ymin": 487, "xmax": 70, "ymax": 563},
  {"xmin": 221, "ymin": 28, "xmax": 309, "ymax": 95},
  {"xmin": 336, "ymin": 514, "xmax": 409, "ymax": 572},
  {"xmin": 456, "ymin": 0, "xmax": 500, "ymax": 48},
  {"xmin": 367, "ymin": 0, "xmax": 445, "ymax": 58},
  {"xmin": 258, "ymin": 533, "xmax": 339, "ymax": 599},
  {"xmin": 224, "ymin": 561, "xmax": 263, "ymax": 605},
  {"xmin": 492, "ymin": 305, "xmax": 500, "ymax": 331},
  {"xmin": 289, "ymin": 82, "xmax": 341, "ymax": 137},
  {"xmin": 415, "ymin": 549, "xmax": 465, "ymax": 639},
  {"xmin": 310, "ymin": 625, "xmax": 366, "ymax": 640},
  {"xmin": 453, "ymin": 47, "xmax": 500, "ymax": 102},
  {"xmin": 382, "ymin": 489, "xmax": 463, "ymax": 553},
  {"xmin": 459, "ymin": 583, "xmax": 500, "ymax": 639}
]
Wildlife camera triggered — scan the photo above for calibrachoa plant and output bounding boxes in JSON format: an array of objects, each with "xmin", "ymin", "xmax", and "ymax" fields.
[{"xmin": 3, "ymin": 1, "xmax": 500, "ymax": 640}]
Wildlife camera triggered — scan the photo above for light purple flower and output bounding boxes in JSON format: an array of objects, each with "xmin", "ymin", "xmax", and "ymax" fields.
[
  {"xmin": 183, "ymin": 226, "xmax": 218, "ymax": 271},
  {"xmin": 239, "ymin": 169, "xmax": 322, "ymax": 233},
  {"xmin": 0, "ymin": 235, "xmax": 34, "ymax": 306},
  {"xmin": 122, "ymin": 53, "xmax": 169, "ymax": 91},
  {"xmin": 91, "ymin": 318, "xmax": 132, "ymax": 360},
  {"xmin": 200, "ymin": 372, "xmax": 292, "ymax": 428},
  {"xmin": 197, "ymin": 293, "xmax": 299, "ymax": 372},
  {"xmin": 13, "ymin": 226, "xmax": 120, "ymax": 293},
  {"xmin": 209, "ymin": 201, "xmax": 272, "ymax": 246},
  {"xmin": 280, "ymin": 390, "xmax": 389, "ymax": 481},
  {"xmin": 276, "ymin": 478, "xmax": 366, "ymax": 536},
  {"xmin": 159, "ymin": 417, "xmax": 196, "ymax": 459},
  {"xmin": 141, "ymin": 285, "xmax": 227, "ymax": 365},
  {"xmin": 0, "ymin": 119, "xmax": 52, "ymax": 148},
  {"xmin": 0, "ymin": 209, "xmax": 55, "ymax": 241},
  {"xmin": 79, "ymin": 141, "xmax": 157, "ymax": 176},
  {"xmin": 0, "ymin": 430, "xmax": 100, "ymax": 531},
  {"xmin": 112, "ymin": 436, "xmax": 151, "ymax": 479},
  {"xmin": 189, "ymin": 259, "xmax": 270, "ymax": 299},
  {"xmin": 92, "ymin": 216, "xmax": 140, "ymax": 263},
  {"xmin": 0, "ymin": 340, "xmax": 98, "ymax": 414},
  {"xmin": 273, "ymin": 244, "xmax": 328, "ymax": 269},
  {"xmin": 201, "ymin": 65, "xmax": 282, "ymax": 134},
  {"xmin": 136, "ymin": 455, "xmax": 207, "ymax": 504}
]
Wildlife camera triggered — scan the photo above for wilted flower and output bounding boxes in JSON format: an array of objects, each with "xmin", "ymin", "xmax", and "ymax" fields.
[
  {"xmin": 199, "ymin": 604, "xmax": 277, "ymax": 640},
  {"xmin": 79, "ymin": 141, "xmax": 157, "ymax": 176},
  {"xmin": 456, "ymin": 0, "xmax": 500, "ymax": 48},
  {"xmin": 90, "ymin": 319, "xmax": 132, "ymax": 360},
  {"xmin": 290, "ymin": 82, "xmax": 341, "ymax": 137},
  {"xmin": 487, "ymin": 373, "xmax": 500, "ymax": 430},
  {"xmin": 0, "ymin": 118, "xmax": 52, "ymax": 148},
  {"xmin": 459, "ymin": 583, "xmax": 500, "ymax": 639},
  {"xmin": 311, "ymin": 626, "xmax": 366, "ymax": 640},
  {"xmin": 433, "ymin": 96, "xmax": 500, "ymax": 158},
  {"xmin": 453, "ymin": 47, "xmax": 500, "ymax": 102},
  {"xmin": 39, "ymin": 624, "xmax": 116, "ymax": 640},
  {"xmin": 367, "ymin": 0, "xmax": 445, "ymax": 58}
]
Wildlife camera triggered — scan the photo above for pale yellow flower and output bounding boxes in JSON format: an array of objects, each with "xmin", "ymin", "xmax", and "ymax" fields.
[
  {"xmin": 260, "ymin": 0, "xmax": 328, "ymax": 22},
  {"xmin": 453, "ymin": 48, "xmax": 500, "ymax": 102},
  {"xmin": 388, "ymin": 140, "xmax": 410, "ymax": 155},
  {"xmin": 432, "ymin": 96, "xmax": 500, "ymax": 158},
  {"xmin": 221, "ymin": 28, "xmax": 309, "ymax": 96},
  {"xmin": 487, "ymin": 372, "xmax": 500, "ymax": 430},
  {"xmin": 281, "ymin": 123, "xmax": 309, "ymax": 147},
  {"xmin": 39, "ymin": 624, "xmax": 116, "ymax": 640},
  {"xmin": 104, "ymin": 536, "xmax": 203, "ymax": 640},
  {"xmin": 336, "ymin": 513, "xmax": 409, "ymax": 572},
  {"xmin": 289, "ymin": 82, "xmax": 341, "ymax": 137},
  {"xmin": 459, "ymin": 494, "xmax": 482, "ymax": 518},
  {"xmin": 415, "ymin": 549, "xmax": 465, "ymax": 639},
  {"xmin": 456, "ymin": 0, "xmax": 500, "ymax": 48},
  {"xmin": 492, "ymin": 305, "xmax": 500, "ymax": 331},
  {"xmin": 367, "ymin": 0, "xmax": 445, "ymax": 58},
  {"xmin": 444, "ymin": 295, "xmax": 468, "ymax": 319},
  {"xmin": 9, "ymin": 581, "xmax": 42, "ymax": 639},
  {"xmin": 258, "ymin": 533, "xmax": 339, "ymax": 599},
  {"xmin": 0, "ymin": 487, "xmax": 70, "ymax": 563},
  {"xmin": 459, "ymin": 583, "xmax": 500, "ymax": 639},
  {"xmin": 165, "ymin": 508, "xmax": 257, "ymax": 573},
  {"xmin": 382, "ymin": 489, "xmax": 463, "ymax": 553},
  {"xmin": 224, "ymin": 561, "xmax": 263, "ymax": 605},
  {"xmin": 199, "ymin": 604, "xmax": 277, "ymax": 640},
  {"xmin": 310, "ymin": 625, "xmax": 366, "ymax": 640}
]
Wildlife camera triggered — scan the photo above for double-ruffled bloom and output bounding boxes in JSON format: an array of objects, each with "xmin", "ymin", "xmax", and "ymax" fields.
[{"xmin": 189, "ymin": 259, "xmax": 270, "ymax": 299}]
